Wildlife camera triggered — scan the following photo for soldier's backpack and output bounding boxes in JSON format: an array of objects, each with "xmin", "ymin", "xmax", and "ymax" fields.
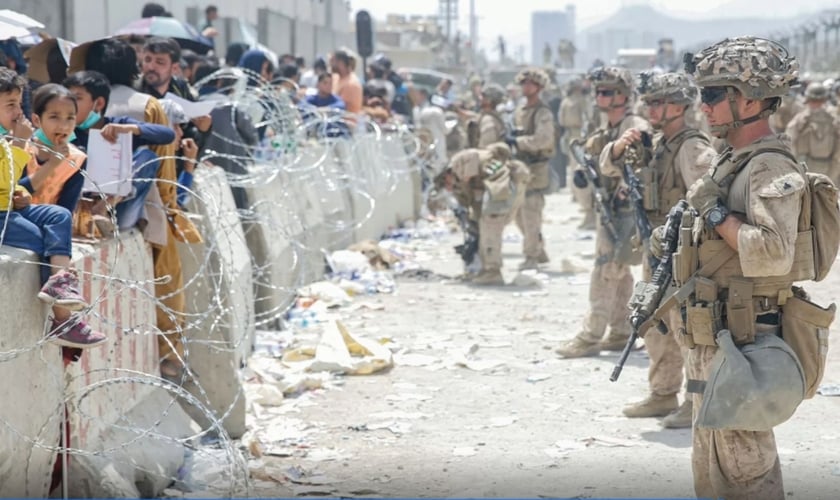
[
  {"xmin": 737, "ymin": 147, "xmax": 840, "ymax": 281},
  {"xmin": 727, "ymin": 148, "xmax": 840, "ymax": 400}
]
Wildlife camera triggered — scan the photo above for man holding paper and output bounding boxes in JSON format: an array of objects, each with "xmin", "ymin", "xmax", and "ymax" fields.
[{"xmin": 139, "ymin": 37, "xmax": 213, "ymax": 149}]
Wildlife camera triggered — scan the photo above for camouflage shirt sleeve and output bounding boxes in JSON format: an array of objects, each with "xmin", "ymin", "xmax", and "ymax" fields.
[
  {"xmin": 598, "ymin": 115, "xmax": 652, "ymax": 179},
  {"xmin": 737, "ymin": 155, "xmax": 806, "ymax": 277},
  {"xmin": 515, "ymin": 107, "xmax": 555, "ymax": 154},
  {"xmin": 676, "ymin": 136, "xmax": 716, "ymax": 188}
]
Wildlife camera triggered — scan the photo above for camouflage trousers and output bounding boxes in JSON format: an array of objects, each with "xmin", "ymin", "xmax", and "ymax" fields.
[
  {"xmin": 577, "ymin": 226, "xmax": 633, "ymax": 344},
  {"xmin": 644, "ymin": 309, "xmax": 686, "ymax": 396},
  {"xmin": 515, "ymin": 192, "xmax": 545, "ymax": 259},
  {"xmin": 479, "ymin": 213, "xmax": 507, "ymax": 272},
  {"xmin": 641, "ymin": 260, "xmax": 686, "ymax": 396},
  {"xmin": 689, "ymin": 345, "xmax": 785, "ymax": 500}
]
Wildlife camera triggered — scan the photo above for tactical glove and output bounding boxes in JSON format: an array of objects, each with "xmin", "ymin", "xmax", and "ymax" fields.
[
  {"xmin": 649, "ymin": 225, "xmax": 665, "ymax": 260},
  {"xmin": 572, "ymin": 169, "xmax": 588, "ymax": 189},
  {"xmin": 687, "ymin": 173, "xmax": 726, "ymax": 221}
]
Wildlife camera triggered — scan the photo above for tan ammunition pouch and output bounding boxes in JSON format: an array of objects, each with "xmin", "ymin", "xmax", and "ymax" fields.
[
  {"xmin": 640, "ymin": 166, "xmax": 659, "ymax": 212},
  {"xmin": 781, "ymin": 288, "xmax": 835, "ymax": 399}
]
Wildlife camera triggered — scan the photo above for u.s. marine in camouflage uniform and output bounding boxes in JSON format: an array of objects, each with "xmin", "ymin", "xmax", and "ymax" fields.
[
  {"xmin": 557, "ymin": 66, "xmax": 651, "ymax": 358},
  {"xmin": 465, "ymin": 83, "xmax": 507, "ymax": 149},
  {"xmin": 680, "ymin": 37, "xmax": 813, "ymax": 500},
  {"xmin": 559, "ymin": 78, "xmax": 595, "ymax": 229},
  {"xmin": 786, "ymin": 82, "xmax": 840, "ymax": 185},
  {"xmin": 505, "ymin": 68, "xmax": 556, "ymax": 270},
  {"xmin": 620, "ymin": 72, "xmax": 717, "ymax": 428},
  {"xmin": 449, "ymin": 143, "xmax": 530, "ymax": 285}
]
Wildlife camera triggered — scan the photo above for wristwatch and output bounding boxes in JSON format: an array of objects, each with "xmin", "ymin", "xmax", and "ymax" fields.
[{"xmin": 706, "ymin": 203, "xmax": 729, "ymax": 229}]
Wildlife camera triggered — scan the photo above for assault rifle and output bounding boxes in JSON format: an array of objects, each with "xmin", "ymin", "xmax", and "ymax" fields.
[
  {"xmin": 622, "ymin": 133, "xmax": 656, "ymax": 271},
  {"xmin": 610, "ymin": 200, "xmax": 688, "ymax": 382},
  {"xmin": 570, "ymin": 139, "xmax": 619, "ymax": 243},
  {"xmin": 452, "ymin": 204, "xmax": 480, "ymax": 267}
]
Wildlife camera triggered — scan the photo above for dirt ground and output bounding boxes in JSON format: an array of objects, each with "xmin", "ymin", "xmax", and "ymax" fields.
[{"xmin": 199, "ymin": 190, "xmax": 840, "ymax": 499}]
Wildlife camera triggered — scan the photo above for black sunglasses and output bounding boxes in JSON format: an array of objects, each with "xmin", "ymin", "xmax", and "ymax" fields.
[
  {"xmin": 700, "ymin": 87, "xmax": 729, "ymax": 106},
  {"xmin": 596, "ymin": 89, "xmax": 617, "ymax": 97}
]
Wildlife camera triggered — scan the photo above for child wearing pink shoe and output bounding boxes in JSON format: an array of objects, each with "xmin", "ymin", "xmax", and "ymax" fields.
[{"xmin": 0, "ymin": 68, "xmax": 105, "ymax": 349}]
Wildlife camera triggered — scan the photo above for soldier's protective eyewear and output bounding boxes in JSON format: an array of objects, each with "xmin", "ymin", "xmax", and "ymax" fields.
[
  {"xmin": 596, "ymin": 89, "xmax": 616, "ymax": 97},
  {"xmin": 700, "ymin": 87, "xmax": 728, "ymax": 106}
]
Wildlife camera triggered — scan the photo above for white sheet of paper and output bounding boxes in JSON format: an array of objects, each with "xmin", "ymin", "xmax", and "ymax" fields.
[
  {"xmin": 164, "ymin": 92, "xmax": 216, "ymax": 119},
  {"xmin": 83, "ymin": 129, "xmax": 133, "ymax": 197}
]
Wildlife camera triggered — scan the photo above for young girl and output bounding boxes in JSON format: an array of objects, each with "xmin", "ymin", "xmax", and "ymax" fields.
[
  {"xmin": 0, "ymin": 71, "xmax": 105, "ymax": 349},
  {"xmin": 21, "ymin": 84, "xmax": 87, "ymax": 215}
]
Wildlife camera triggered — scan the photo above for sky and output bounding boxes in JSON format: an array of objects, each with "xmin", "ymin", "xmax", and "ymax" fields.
[{"xmin": 347, "ymin": 0, "xmax": 827, "ymax": 61}]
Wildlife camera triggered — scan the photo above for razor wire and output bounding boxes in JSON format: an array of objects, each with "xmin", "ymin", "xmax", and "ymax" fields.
[{"xmin": 0, "ymin": 66, "xmax": 438, "ymax": 497}]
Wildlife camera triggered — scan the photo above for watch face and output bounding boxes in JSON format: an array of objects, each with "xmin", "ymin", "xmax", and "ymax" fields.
[{"xmin": 709, "ymin": 208, "xmax": 724, "ymax": 226}]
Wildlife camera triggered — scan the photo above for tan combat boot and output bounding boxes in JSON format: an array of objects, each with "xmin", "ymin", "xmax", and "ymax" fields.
[
  {"xmin": 600, "ymin": 335, "xmax": 631, "ymax": 352},
  {"xmin": 661, "ymin": 399, "xmax": 693, "ymax": 429},
  {"xmin": 577, "ymin": 211, "xmax": 596, "ymax": 230},
  {"xmin": 472, "ymin": 269, "xmax": 505, "ymax": 286},
  {"xmin": 622, "ymin": 393, "xmax": 678, "ymax": 418},
  {"xmin": 555, "ymin": 337, "xmax": 601, "ymax": 358},
  {"xmin": 518, "ymin": 258, "xmax": 539, "ymax": 270}
]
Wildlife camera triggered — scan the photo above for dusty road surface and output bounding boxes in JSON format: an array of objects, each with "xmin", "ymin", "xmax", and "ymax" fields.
[{"xmin": 185, "ymin": 190, "xmax": 840, "ymax": 499}]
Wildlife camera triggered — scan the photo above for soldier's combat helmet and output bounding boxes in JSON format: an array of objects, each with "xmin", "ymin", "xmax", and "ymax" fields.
[
  {"xmin": 514, "ymin": 67, "xmax": 549, "ymax": 88},
  {"xmin": 480, "ymin": 83, "xmax": 505, "ymax": 105},
  {"xmin": 684, "ymin": 36, "xmax": 798, "ymax": 135},
  {"xmin": 685, "ymin": 36, "xmax": 798, "ymax": 100},
  {"xmin": 637, "ymin": 71, "xmax": 697, "ymax": 105},
  {"xmin": 587, "ymin": 66, "xmax": 634, "ymax": 95},
  {"xmin": 805, "ymin": 81, "xmax": 829, "ymax": 101}
]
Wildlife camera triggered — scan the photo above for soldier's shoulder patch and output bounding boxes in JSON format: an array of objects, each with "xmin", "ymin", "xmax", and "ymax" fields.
[{"xmin": 756, "ymin": 171, "xmax": 806, "ymax": 198}]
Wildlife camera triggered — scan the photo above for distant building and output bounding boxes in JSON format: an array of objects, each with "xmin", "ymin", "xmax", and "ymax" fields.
[{"xmin": 531, "ymin": 6, "xmax": 576, "ymax": 66}]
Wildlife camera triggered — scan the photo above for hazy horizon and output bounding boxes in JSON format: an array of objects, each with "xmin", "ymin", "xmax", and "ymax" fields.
[{"xmin": 348, "ymin": 0, "xmax": 833, "ymax": 61}]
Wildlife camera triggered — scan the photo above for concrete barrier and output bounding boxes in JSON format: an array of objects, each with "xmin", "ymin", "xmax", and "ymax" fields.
[
  {"xmin": 177, "ymin": 166, "xmax": 254, "ymax": 439},
  {"xmin": 0, "ymin": 247, "xmax": 62, "ymax": 497},
  {"xmin": 65, "ymin": 231, "xmax": 194, "ymax": 497},
  {"xmin": 349, "ymin": 134, "xmax": 394, "ymax": 242},
  {"xmin": 289, "ymin": 144, "xmax": 329, "ymax": 283},
  {"xmin": 307, "ymin": 142, "xmax": 356, "ymax": 252},
  {"xmin": 243, "ymin": 163, "xmax": 302, "ymax": 327},
  {"xmin": 380, "ymin": 133, "xmax": 419, "ymax": 226},
  {"xmin": 0, "ymin": 128, "xmax": 427, "ymax": 496}
]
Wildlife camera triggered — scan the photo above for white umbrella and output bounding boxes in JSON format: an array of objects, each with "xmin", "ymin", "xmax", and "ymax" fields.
[
  {"xmin": 0, "ymin": 10, "xmax": 45, "ymax": 30},
  {"xmin": 0, "ymin": 20, "xmax": 31, "ymax": 41}
]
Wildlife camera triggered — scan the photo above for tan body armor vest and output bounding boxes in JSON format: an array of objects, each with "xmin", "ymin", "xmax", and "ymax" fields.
[
  {"xmin": 643, "ymin": 128, "xmax": 709, "ymax": 226},
  {"xmin": 673, "ymin": 147, "xmax": 816, "ymax": 346}
]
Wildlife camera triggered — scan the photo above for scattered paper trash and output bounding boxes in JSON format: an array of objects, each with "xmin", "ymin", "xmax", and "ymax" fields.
[
  {"xmin": 817, "ymin": 383, "xmax": 840, "ymax": 397},
  {"xmin": 560, "ymin": 257, "xmax": 590, "ymax": 274},
  {"xmin": 526, "ymin": 373, "xmax": 552, "ymax": 383},
  {"xmin": 281, "ymin": 321, "xmax": 394, "ymax": 375}
]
